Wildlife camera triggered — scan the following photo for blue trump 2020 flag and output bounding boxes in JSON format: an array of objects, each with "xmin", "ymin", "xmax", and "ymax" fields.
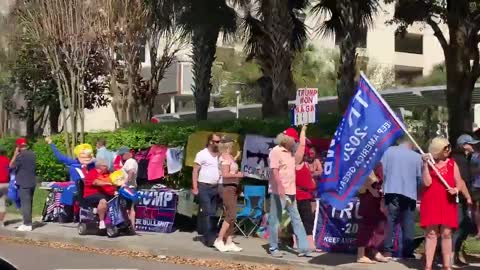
[{"xmin": 318, "ymin": 74, "xmax": 404, "ymax": 210}]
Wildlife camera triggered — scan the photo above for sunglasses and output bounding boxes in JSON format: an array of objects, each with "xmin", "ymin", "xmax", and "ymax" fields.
[{"xmin": 211, "ymin": 140, "xmax": 220, "ymax": 144}]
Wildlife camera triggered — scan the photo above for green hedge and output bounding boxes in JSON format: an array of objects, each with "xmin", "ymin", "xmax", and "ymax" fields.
[{"xmin": 0, "ymin": 116, "xmax": 340, "ymax": 188}]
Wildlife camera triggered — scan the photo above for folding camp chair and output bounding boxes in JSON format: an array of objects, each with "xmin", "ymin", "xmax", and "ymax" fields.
[{"xmin": 235, "ymin": 185, "xmax": 266, "ymax": 238}]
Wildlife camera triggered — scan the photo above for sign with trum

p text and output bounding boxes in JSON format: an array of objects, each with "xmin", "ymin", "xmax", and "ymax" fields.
[{"xmin": 294, "ymin": 88, "xmax": 318, "ymax": 125}]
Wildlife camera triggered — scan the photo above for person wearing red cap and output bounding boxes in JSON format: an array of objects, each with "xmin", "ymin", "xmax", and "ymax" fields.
[
  {"xmin": 293, "ymin": 145, "xmax": 318, "ymax": 252},
  {"xmin": 268, "ymin": 125, "xmax": 311, "ymax": 258},
  {"xmin": 9, "ymin": 137, "xmax": 36, "ymax": 232}
]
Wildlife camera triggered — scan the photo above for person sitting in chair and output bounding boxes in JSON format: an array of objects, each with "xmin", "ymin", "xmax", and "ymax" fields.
[{"xmin": 83, "ymin": 159, "xmax": 116, "ymax": 229}]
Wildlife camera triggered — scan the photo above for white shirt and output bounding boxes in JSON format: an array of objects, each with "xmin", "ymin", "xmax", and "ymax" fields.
[
  {"xmin": 194, "ymin": 148, "xmax": 220, "ymax": 184},
  {"xmin": 122, "ymin": 158, "xmax": 138, "ymax": 187}
]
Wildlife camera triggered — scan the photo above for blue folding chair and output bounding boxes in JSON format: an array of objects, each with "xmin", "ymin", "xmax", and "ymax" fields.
[{"xmin": 235, "ymin": 185, "xmax": 266, "ymax": 238}]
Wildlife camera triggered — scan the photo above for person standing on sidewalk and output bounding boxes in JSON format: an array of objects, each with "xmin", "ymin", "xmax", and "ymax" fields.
[
  {"xmin": 381, "ymin": 137, "xmax": 423, "ymax": 259},
  {"xmin": 268, "ymin": 125, "xmax": 311, "ymax": 258},
  {"xmin": 192, "ymin": 133, "xmax": 221, "ymax": 247},
  {"xmin": 214, "ymin": 136, "xmax": 243, "ymax": 252},
  {"xmin": 0, "ymin": 147, "xmax": 10, "ymax": 227},
  {"xmin": 451, "ymin": 134, "xmax": 476, "ymax": 267},
  {"xmin": 9, "ymin": 138, "xmax": 36, "ymax": 232}
]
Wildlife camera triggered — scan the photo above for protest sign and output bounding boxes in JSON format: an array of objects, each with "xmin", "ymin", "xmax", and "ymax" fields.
[
  {"xmin": 318, "ymin": 75, "xmax": 404, "ymax": 209},
  {"xmin": 135, "ymin": 188, "xmax": 178, "ymax": 233},
  {"xmin": 241, "ymin": 134, "xmax": 275, "ymax": 180},
  {"xmin": 294, "ymin": 88, "xmax": 318, "ymax": 126}
]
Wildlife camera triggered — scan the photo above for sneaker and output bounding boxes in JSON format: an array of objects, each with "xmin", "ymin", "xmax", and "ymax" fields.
[
  {"xmin": 98, "ymin": 221, "xmax": 106, "ymax": 230},
  {"xmin": 213, "ymin": 240, "xmax": 229, "ymax": 252},
  {"xmin": 452, "ymin": 259, "xmax": 470, "ymax": 268},
  {"xmin": 298, "ymin": 252, "xmax": 313, "ymax": 258},
  {"xmin": 225, "ymin": 242, "xmax": 242, "ymax": 252},
  {"xmin": 17, "ymin": 225, "xmax": 32, "ymax": 232},
  {"xmin": 269, "ymin": 249, "xmax": 283, "ymax": 258}
]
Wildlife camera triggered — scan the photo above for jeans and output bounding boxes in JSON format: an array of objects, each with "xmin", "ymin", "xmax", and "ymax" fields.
[
  {"xmin": 384, "ymin": 194, "xmax": 416, "ymax": 257},
  {"xmin": 453, "ymin": 201, "xmax": 474, "ymax": 255},
  {"xmin": 18, "ymin": 187, "xmax": 35, "ymax": 226},
  {"xmin": 197, "ymin": 183, "xmax": 219, "ymax": 246},
  {"xmin": 269, "ymin": 194, "xmax": 309, "ymax": 253}
]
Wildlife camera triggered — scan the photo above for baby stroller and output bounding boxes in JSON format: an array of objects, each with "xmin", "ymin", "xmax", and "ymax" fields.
[{"xmin": 76, "ymin": 179, "xmax": 135, "ymax": 238}]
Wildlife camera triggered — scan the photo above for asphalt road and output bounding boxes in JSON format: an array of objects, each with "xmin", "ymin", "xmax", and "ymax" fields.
[{"xmin": 0, "ymin": 242, "xmax": 211, "ymax": 270}]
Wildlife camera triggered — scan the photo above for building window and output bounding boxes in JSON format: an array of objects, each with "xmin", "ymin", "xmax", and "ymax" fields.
[
  {"xmin": 395, "ymin": 65, "xmax": 423, "ymax": 85},
  {"xmin": 335, "ymin": 28, "xmax": 367, "ymax": 48},
  {"xmin": 395, "ymin": 33, "xmax": 423, "ymax": 54}
]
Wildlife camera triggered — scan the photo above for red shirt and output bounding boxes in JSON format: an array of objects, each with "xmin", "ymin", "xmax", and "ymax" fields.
[
  {"xmin": 295, "ymin": 163, "xmax": 316, "ymax": 201},
  {"xmin": 83, "ymin": 169, "xmax": 116, "ymax": 198},
  {"xmin": 0, "ymin": 156, "xmax": 10, "ymax": 183}
]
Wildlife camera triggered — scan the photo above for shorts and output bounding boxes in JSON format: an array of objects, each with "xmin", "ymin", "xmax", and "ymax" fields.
[
  {"xmin": 83, "ymin": 193, "xmax": 114, "ymax": 208},
  {"xmin": 0, "ymin": 183, "xmax": 8, "ymax": 212},
  {"xmin": 297, "ymin": 199, "xmax": 315, "ymax": 235}
]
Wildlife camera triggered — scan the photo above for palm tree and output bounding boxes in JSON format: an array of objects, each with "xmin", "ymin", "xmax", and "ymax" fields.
[
  {"xmin": 243, "ymin": 0, "xmax": 308, "ymax": 118},
  {"xmin": 178, "ymin": 0, "xmax": 242, "ymax": 120},
  {"xmin": 312, "ymin": 0, "xmax": 379, "ymax": 113}
]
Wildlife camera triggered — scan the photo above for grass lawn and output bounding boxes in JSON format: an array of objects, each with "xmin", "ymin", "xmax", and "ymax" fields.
[
  {"xmin": 465, "ymin": 237, "xmax": 480, "ymax": 254},
  {"xmin": 6, "ymin": 188, "xmax": 49, "ymax": 217}
]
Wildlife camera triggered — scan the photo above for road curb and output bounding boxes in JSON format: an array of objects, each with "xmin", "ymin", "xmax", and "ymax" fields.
[{"xmin": 0, "ymin": 228, "xmax": 362, "ymax": 270}]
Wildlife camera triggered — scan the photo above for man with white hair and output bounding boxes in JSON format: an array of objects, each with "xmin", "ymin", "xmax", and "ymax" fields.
[
  {"xmin": 268, "ymin": 125, "xmax": 311, "ymax": 258},
  {"xmin": 83, "ymin": 158, "xmax": 116, "ymax": 229}
]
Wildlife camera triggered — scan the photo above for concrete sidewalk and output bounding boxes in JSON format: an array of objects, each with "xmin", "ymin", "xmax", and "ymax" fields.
[{"xmin": 0, "ymin": 218, "xmax": 478, "ymax": 270}]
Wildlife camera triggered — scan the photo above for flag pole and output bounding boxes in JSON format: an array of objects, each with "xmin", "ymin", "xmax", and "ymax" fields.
[{"xmin": 359, "ymin": 72, "xmax": 452, "ymax": 190}]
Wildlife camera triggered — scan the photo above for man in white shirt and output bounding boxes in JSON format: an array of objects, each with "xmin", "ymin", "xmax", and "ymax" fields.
[
  {"xmin": 192, "ymin": 133, "xmax": 221, "ymax": 247},
  {"xmin": 117, "ymin": 146, "xmax": 138, "ymax": 231}
]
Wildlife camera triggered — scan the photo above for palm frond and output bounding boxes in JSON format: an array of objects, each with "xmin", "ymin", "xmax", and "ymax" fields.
[
  {"xmin": 242, "ymin": 12, "xmax": 266, "ymax": 61},
  {"xmin": 291, "ymin": 13, "xmax": 307, "ymax": 51}
]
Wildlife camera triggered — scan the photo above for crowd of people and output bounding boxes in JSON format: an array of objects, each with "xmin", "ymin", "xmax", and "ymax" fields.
[
  {"xmin": 0, "ymin": 137, "xmax": 139, "ymax": 233},
  {"xmin": 192, "ymin": 127, "xmax": 480, "ymax": 270},
  {"xmin": 1, "ymin": 126, "xmax": 480, "ymax": 270}
]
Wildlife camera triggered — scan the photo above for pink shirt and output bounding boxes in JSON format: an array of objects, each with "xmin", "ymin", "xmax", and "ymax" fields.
[
  {"xmin": 147, "ymin": 145, "xmax": 167, "ymax": 180},
  {"xmin": 269, "ymin": 145, "xmax": 296, "ymax": 195}
]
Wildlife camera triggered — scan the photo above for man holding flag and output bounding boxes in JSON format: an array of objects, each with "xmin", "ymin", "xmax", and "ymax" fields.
[{"xmin": 318, "ymin": 74, "xmax": 405, "ymax": 209}]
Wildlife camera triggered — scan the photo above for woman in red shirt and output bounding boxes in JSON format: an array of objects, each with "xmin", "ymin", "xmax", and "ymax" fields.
[
  {"xmin": 294, "ymin": 146, "xmax": 317, "ymax": 251},
  {"xmin": 420, "ymin": 137, "xmax": 470, "ymax": 270},
  {"xmin": 0, "ymin": 147, "xmax": 10, "ymax": 226}
]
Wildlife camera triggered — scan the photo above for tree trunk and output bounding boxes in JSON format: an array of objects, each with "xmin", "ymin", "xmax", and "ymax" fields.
[
  {"xmin": 262, "ymin": 0, "xmax": 295, "ymax": 118},
  {"xmin": 337, "ymin": 36, "xmax": 357, "ymax": 113},
  {"xmin": 445, "ymin": 56, "xmax": 474, "ymax": 143},
  {"xmin": 25, "ymin": 102, "xmax": 35, "ymax": 139},
  {"xmin": 191, "ymin": 28, "xmax": 219, "ymax": 121},
  {"xmin": 259, "ymin": 76, "xmax": 275, "ymax": 118},
  {"xmin": 49, "ymin": 103, "xmax": 60, "ymax": 134}
]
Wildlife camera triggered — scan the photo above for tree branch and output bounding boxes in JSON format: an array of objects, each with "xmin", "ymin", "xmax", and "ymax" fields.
[{"xmin": 427, "ymin": 17, "xmax": 449, "ymax": 52}]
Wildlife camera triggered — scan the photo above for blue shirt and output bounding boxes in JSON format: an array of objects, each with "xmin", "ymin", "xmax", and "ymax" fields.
[
  {"xmin": 96, "ymin": 147, "xmax": 114, "ymax": 171},
  {"xmin": 381, "ymin": 144, "xmax": 423, "ymax": 201}
]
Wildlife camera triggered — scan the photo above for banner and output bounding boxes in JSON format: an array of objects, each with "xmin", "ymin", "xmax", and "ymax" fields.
[
  {"xmin": 314, "ymin": 198, "xmax": 402, "ymax": 256},
  {"xmin": 319, "ymin": 75, "xmax": 404, "ymax": 209},
  {"xmin": 241, "ymin": 134, "xmax": 276, "ymax": 180},
  {"xmin": 135, "ymin": 188, "xmax": 178, "ymax": 233},
  {"xmin": 185, "ymin": 131, "xmax": 240, "ymax": 167},
  {"xmin": 106, "ymin": 197, "xmax": 126, "ymax": 227},
  {"xmin": 294, "ymin": 88, "xmax": 318, "ymax": 126}
]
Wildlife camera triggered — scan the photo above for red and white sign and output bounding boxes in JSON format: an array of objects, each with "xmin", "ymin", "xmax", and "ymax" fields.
[{"xmin": 294, "ymin": 88, "xmax": 318, "ymax": 125}]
